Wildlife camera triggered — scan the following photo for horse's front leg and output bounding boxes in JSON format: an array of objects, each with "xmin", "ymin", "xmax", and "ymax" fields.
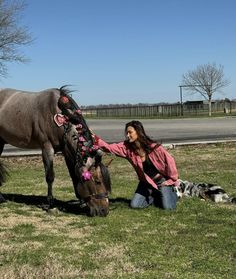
[
  {"xmin": 64, "ymin": 156, "xmax": 81, "ymax": 199},
  {"xmin": 42, "ymin": 142, "xmax": 55, "ymax": 208}
]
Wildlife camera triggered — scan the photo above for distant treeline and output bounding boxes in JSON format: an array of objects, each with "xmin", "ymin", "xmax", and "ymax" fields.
[
  {"xmin": 81, "ymin": 102, "xmax": 178, "ymax": 109},
  {"xmin": 81, "ymin": 98, "xmax": 236, "ymax": 109}
]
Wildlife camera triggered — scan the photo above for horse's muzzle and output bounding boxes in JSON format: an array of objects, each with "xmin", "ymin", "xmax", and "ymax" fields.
[
  {"xmin": 86, "ymin": 197, "xmax": 109, "ymax": 217},
  {"xmin": 89, "ymin": 206, "xmax": 109, "ymax": 217}
]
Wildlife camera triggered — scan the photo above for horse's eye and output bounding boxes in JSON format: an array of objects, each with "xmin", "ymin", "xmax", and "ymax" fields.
[
  {"xmin": 95, "ymin": 180, "xmax": 101, "ymax": 184},
  {"xmin": 72, "ymin": 134, "xmax": 78, "ymax": 140}
]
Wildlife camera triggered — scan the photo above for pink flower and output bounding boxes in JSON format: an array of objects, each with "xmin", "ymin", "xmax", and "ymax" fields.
[
  {"xmin": 61, "ymin": 96, "xmax": 69, "ymax": 103},
  {"xmin": 77, "ymin": 124, "xmax": 83, "ymax": 129},
  {"xmin": 79, "ymin": 136, "xmax": 86, "ymax": 142},
  {"xmin": 82, "ymin": 170, "xmax": 92, "ymax": 181},
  {"xmin": 76, "ymin": 109, "xmax": 82, "ymax": 115}
]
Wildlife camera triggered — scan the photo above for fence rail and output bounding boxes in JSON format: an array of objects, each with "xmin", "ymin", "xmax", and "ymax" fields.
[{"xmin": 82, "ymin": 101, "xmax": 236, "ymax": 118}]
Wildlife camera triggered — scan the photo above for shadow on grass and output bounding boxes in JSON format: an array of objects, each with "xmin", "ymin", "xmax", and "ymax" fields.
[
  {"xmin": 110, "ymin": 197, "xmax": 131, "ymax": 204},
  {"xmin": 1, "ymin": 193, "xmax": 132, "ymax": 214},
  {"xmin": 1, "ymin": 193, "xmax": 89, "ymax": 215}
]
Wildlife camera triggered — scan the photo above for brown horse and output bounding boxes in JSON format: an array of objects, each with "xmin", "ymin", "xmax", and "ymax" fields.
[{"xmin": 0, "ymin": 86, "xmax": 111, "ymax": 216}]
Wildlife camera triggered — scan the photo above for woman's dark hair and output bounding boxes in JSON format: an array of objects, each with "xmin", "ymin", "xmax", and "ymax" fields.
[{"xmin": 125, "ymin": 120, "xmax": 160, "ymax": 153}]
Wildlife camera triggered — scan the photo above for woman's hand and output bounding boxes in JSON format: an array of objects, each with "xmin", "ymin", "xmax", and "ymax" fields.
[
  {"xmin": 89, "ymin": 128, "xmax": 99, "ymax": 144},
  {"xmin": 89, "ymin": 128, "xmax": 95, "ymax": 139}
]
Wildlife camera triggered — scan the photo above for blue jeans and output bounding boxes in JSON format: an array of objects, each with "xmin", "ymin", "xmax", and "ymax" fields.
[{"xmin": 130, "ymin": 181, "xmax": 178, "ymax": 210}]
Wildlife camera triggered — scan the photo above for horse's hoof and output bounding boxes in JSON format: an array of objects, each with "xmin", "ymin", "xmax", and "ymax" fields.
[
  {"xmin": 47, "ymin": 208, "xmax": 59, "ymax": 215},
  {"xmin": 79, "ymin": 201, "xmax": 87, "ymax": 208},
  {"xmin": 47, "ymin": 197, "xmax": 55, "ymax": 209}
]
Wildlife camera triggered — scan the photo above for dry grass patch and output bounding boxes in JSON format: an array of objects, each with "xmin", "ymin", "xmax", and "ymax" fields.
[
  {"xmin": 90, "ymin": 244, "xmax": 143, "ymax": 278},
  {"xmin": 0, "ymin": 261, "xmax": 83, "ymax": 279}
]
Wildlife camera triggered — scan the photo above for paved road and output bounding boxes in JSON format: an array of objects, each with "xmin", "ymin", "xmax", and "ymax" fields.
[
  {"xmin": 87, "ymin": 117, "xmax": 236, "ymax": 143},
  {"xmin": 2, "ymin": 117, "xmax": 236, "ymax": 156}
]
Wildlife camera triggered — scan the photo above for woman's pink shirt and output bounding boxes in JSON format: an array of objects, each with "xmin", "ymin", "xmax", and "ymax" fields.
[{"xmin": 96, "ymin": 138, "xmax": 180, "ymax": 189}]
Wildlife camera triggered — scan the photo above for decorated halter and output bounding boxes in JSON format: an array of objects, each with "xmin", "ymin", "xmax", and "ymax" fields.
[{"xmin": 54, "ymin": 89, "xmax": 99, "ymax": 181}]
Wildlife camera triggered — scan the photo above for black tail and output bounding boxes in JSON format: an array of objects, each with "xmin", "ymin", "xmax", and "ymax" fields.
[{"xmin": 0, "ymin": 161, "xmax": 8, "ymax": 186}]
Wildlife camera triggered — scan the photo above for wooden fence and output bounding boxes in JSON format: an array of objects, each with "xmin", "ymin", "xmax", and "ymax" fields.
[{"xmin": 82, "ymin": 100, "xmax": 236, "ymax": 118}]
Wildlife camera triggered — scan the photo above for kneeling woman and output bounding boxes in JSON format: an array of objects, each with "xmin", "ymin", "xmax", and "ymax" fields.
[{"xmin": 92, "ymin": 120, "xmax": 179, "ymax": 210}]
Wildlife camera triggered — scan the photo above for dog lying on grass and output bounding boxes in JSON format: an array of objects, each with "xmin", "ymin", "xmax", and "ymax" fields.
[{"xmin": 176, "ymin": 181, "xmax": 236, "ymax": 204}]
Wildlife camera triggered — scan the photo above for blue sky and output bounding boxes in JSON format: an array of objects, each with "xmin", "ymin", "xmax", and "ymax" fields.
[{"xmin": 2, "ymin": 0, "xmax": 236, "ymax": 105}]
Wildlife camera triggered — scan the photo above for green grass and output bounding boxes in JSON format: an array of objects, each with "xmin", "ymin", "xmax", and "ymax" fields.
[{"xmin": 0, "ymin": 143, "xmax": 235, "ymax": 278}]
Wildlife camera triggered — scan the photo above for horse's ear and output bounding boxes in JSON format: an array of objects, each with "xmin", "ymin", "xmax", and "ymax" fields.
[{"xmin": 54, "ymin": 113, "xmax": 68, "ymax": 127}]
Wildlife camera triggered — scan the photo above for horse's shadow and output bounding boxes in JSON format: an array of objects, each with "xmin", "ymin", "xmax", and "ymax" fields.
[
  {"xmin": 109, "ymin": 197, "xmax": 131, "ymax": 205},
  {"xmin": 1, "ymin": 193, "xmax": 131, "ymax": 215},
  {"xmin": 2, "ymin": 193, "xmax": 88, "ymax": 215}
]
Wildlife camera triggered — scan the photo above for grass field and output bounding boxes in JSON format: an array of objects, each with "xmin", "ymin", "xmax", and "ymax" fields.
[{"xmin": 0, "ymin": 143, "xmax": 235, "ymax": 279}]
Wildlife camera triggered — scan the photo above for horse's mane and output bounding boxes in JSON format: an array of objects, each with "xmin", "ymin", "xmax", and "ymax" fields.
[
  {"xmin": 94, "ymin": 155, "xmax": 111, "ymax": 193},
  {"xmin": 57, "ymin": 86, "xmax": 96, "ymax": 166},
  {"xmin": 59, "ymin": 85, "xmax": 75, "ymax": 98},
  {"xmin": 58, "ymin": 85, "xmax": 78, "ymax": 116},
  {"xmin": 99, "ymin": 162, "xmax": 111, "ymax": 193},
  {"xmin": 57, "ymin": 86, "xmax": 111, "ymax": 193}
]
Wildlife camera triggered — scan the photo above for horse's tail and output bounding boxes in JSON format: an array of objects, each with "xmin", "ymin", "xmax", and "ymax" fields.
[{"xmin": 0, "ymin": 160, "xmax": 8, "ymax": 186}]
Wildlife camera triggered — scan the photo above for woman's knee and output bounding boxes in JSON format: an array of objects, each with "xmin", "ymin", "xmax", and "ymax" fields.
[
  {"xmin": 130, "ymin": 199, "xmax": 141, "ymax": 208},
  {"xmin": 162, "ymin": 200, "xmax": 177, "ymax": 209},
  {"xmin": 155, "ymin": 186, "xmax": 177, "ymax": 210},
  {"xmin": 130, "ymin": 193, "xmax": 153, "ymax": 208},
  {"xmin": 161, "ymin": 187, "xmax": 177, "ymax": 209}
]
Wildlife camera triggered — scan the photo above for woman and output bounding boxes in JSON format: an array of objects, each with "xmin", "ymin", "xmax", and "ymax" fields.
[{"xmin": 92, "ymin": 120, "xmax": 179, "ymax": 210}]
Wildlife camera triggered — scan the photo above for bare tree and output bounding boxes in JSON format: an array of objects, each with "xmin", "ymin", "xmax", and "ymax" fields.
[
  {"xmin": 182, "ymin": 63, "xmax": 230, "ymax": 116},
  {"xmin": 0, "ymin": 0, "xmax": 33, "ymax": 78}
]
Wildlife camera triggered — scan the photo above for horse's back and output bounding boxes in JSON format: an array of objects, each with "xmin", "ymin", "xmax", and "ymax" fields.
[
  {"xmin": 0, "ymin": 87, "xmax": 59, "ymax": 106},
  {"xmin": 0, "ymin": 88, "xmax": 61, "ymax": 148}
]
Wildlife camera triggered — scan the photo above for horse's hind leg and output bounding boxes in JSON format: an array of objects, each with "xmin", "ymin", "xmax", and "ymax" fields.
[
  {"xmin": 42, "ymin": 142, "xmax": 55, "ymax": 208},
  {"xmin": 0, "ymin": 162, "xmax": 6, "ymax": 203},
  {"xmin": 0, "ymin": 138, "xmax": 6, "ymax": 203},
  {"xmin": 0, "ymin": 137, "xmax": 5, "ymax": 156}
]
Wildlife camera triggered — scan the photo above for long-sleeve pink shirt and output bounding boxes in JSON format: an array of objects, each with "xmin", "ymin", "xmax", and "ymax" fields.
[{"xmin": 95, "ymin": 137, "xmax": 179, "ymax": 190}]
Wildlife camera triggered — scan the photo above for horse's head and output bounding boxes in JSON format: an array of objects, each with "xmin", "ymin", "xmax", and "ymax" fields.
[
  {"xmin": 76, "ymin": 155, "xmax": 111, "ymax": 217},
  {"xmin": 56, "ymin": 87, "xmax": 111, "ymax": 216},
  {"xmin": 61, "ymin": 125, "xmax": 111, "ymax": 216}
]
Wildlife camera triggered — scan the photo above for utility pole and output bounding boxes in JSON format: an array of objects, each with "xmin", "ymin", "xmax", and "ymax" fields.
[{"xmin": 179, "ymin": 86, "xmax": 183, "ymax": 116}]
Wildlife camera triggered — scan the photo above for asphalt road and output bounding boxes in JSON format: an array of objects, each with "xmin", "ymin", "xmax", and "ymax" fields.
[
  {"xmin": 2, "ymin": 117, "xmax": 236, "ymax": 156},
  {"xmin": 87, "ymin": 117, "xmax": 236, "ymax": 143}
]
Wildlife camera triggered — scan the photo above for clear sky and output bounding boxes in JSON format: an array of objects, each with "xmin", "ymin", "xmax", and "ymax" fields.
[{"xmin": 2, "ymin": 0, "xmax": 236, "ymax": 106}]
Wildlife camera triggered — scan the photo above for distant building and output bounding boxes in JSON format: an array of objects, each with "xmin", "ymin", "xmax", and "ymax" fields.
[{"xmin": 184, "ymin": 100, "xmax": 215, "ymax": 109}]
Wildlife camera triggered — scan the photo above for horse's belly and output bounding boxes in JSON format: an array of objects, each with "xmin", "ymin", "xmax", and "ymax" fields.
[{"xmin": 0, "ymin": 125, "xmax": 37, "ymax": 148}]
